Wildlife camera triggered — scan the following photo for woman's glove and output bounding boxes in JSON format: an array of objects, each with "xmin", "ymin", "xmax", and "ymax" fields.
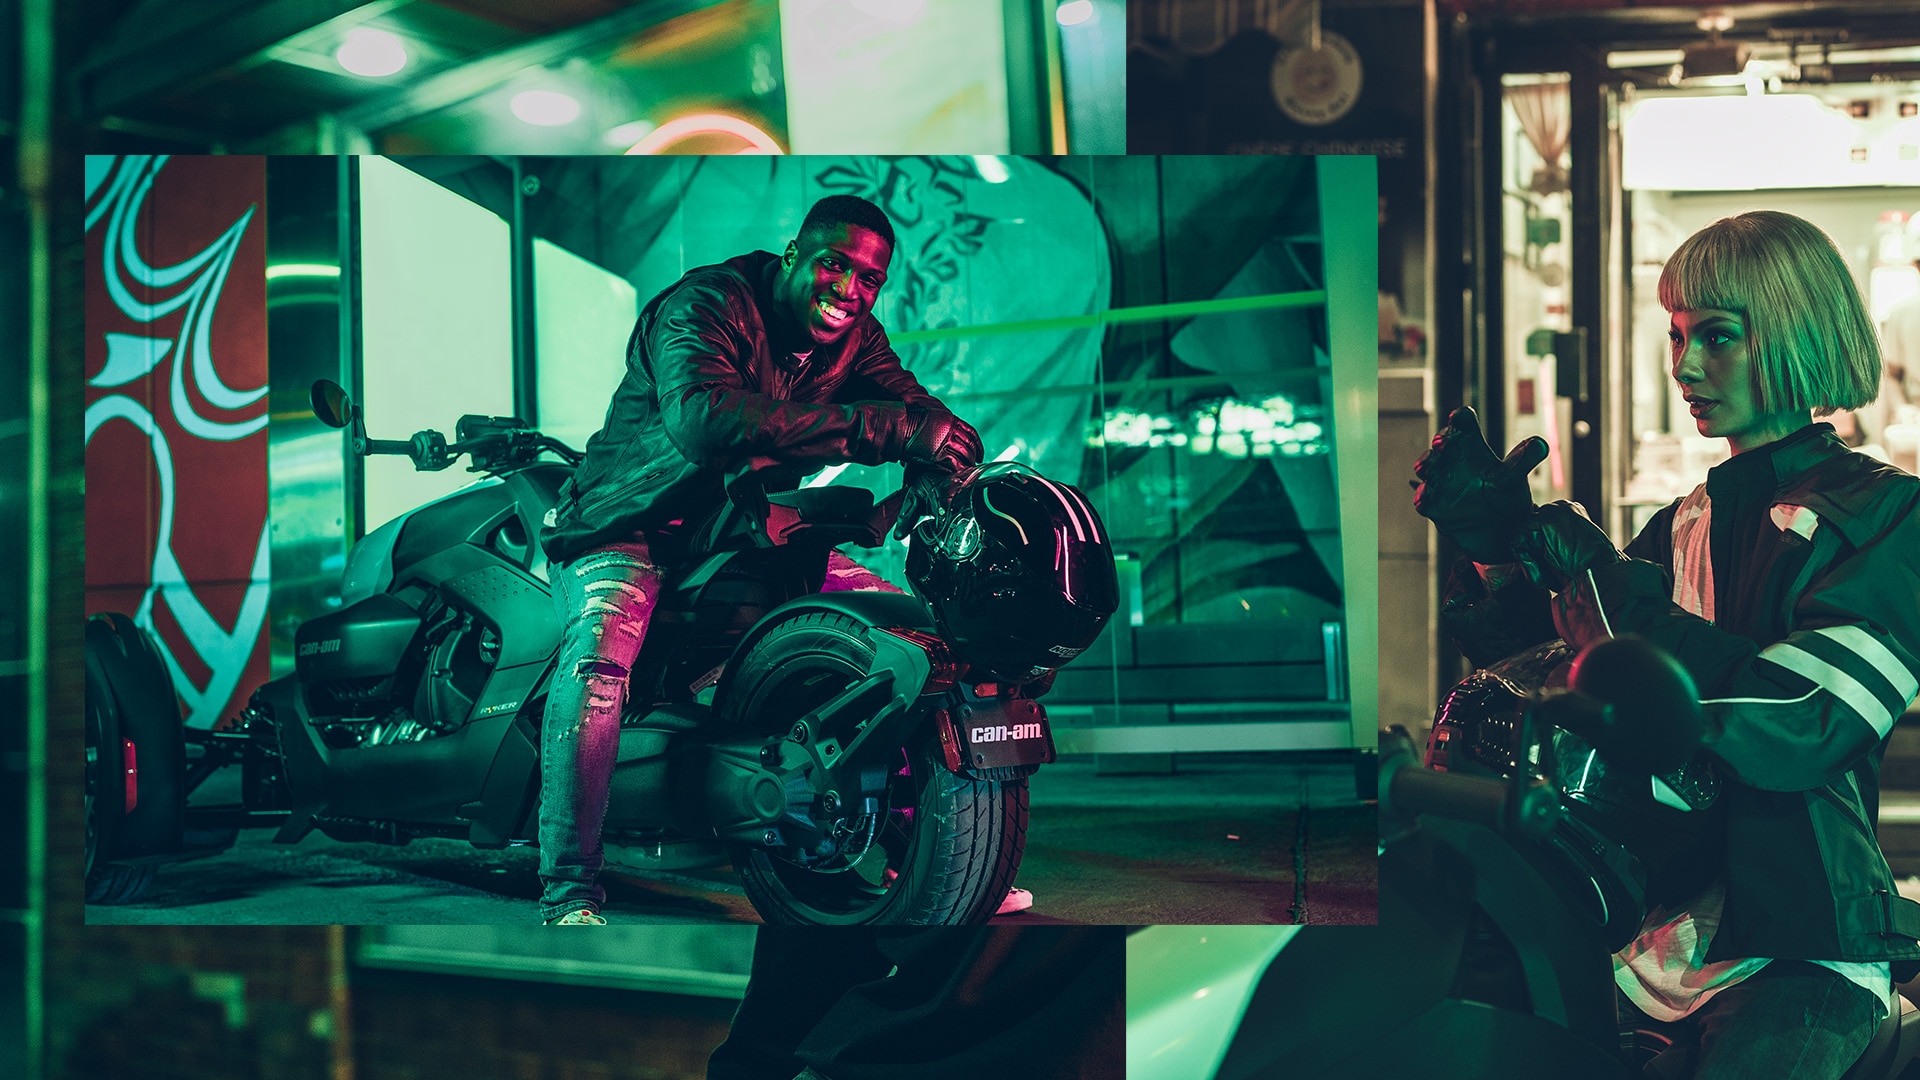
[
  {"xmin": 1411, "ymin": 406, "xmax": 1549, "ymax": 564},
  {"xmin": 1511, "ymin": 500, "xmax": 1625, "ymax": 593}
]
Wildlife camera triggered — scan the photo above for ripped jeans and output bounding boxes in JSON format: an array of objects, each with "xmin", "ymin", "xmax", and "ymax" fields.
[
  {"xmin": 538, "ymin": 538, "xmax": 901, "ymax": 921},
  {"xmin": 538, "ymin": 539, "xmax": 663, "ymax": 921}
]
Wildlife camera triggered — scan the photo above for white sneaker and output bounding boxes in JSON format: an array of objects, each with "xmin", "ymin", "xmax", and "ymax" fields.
[
  {"xmin": 995, "ymin": 887, "xmax": 1034, "ymax": 916},
  {"xmin": 546, "ymin": 908, "xmax": 607, "ymax": 925}
]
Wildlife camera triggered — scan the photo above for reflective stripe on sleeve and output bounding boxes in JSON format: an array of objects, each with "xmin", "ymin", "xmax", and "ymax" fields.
[
  {"xmin": 1811, "ymin": 624, "xmax": 1920, "ymax": 708},
  {"xmin": 1756, "ymin": 642, "xmax": 1897, "ymax": 738}
]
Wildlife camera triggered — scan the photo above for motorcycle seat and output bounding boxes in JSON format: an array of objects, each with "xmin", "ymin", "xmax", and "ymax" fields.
[
  {"xmin": 766, "ymin": 486, "xmax": 875, "ymax": 523},
  {"xmin": 1637, "ymin": 984, "xmax": 1920, "ymax": 1079},
  {"xmin": 761, "ymin": 487, "xmax": 887, "ymax": 548},
  {"xmin": 1840, "ymin": 993, "xmax": 1920, "ymax": 1080}
]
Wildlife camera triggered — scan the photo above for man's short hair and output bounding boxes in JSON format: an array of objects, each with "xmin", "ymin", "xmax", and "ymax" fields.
[
  {"xmin": 798, "ymin": 194, "xmax": 896, "ymax": 252},
  {"xmin": 1658, "ymin": 210, "xmax": 1881, "ymax": 416}
]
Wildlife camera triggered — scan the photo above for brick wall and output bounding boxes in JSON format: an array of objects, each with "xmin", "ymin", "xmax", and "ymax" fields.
[
  {"xmin": 50, "ymin": 927, "xmax": 337, "ymax": 1080},
  {"xmin": 351, "ymin": 969, "xmax": 733, "ymax": 1080},
  {"xmin": 46, "ymin": 927, "xmax": 733, "ymax": 1080}
]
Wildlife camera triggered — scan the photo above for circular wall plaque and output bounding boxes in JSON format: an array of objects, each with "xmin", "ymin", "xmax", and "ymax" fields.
[{"xmin": 1270, "ymin": 31, "xmax": 1364, "ymax": 127}]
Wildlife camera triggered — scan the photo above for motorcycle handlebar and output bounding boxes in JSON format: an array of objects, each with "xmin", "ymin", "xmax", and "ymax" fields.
[
  {"xmin": 355, "ymin": 429, "xmax": 582, "ymax": 472},
  {"xmin": 1380, "ymin": 732, "xmax": 1561, "ymax": 841},
  {"xmin": 361, "ymin": 437, "xmax": 413, "ymax": 457}
]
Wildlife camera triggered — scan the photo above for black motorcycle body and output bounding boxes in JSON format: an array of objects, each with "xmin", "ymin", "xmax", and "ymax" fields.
[
  {"xmin": 1169, "ymin": 639, "xmax": 1920, "ymax": 1078},
  {"xmin": 88, "ymin": 382, "xmax": 1113, "ymax": 924},
  {"xmin": 1285, "ymin": 637, "xmax": 1920, "ymax": 1080}
]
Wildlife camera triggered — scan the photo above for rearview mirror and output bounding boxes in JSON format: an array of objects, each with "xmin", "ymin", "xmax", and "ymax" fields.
[{"xmin": 310, "ymin": 379, "xmax": 352, "ymax": 429}]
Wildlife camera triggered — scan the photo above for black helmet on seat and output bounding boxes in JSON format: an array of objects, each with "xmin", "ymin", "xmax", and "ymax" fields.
[{"xmin": 905, "ymin": 462, "xmax": 1118, "ymax": 683}]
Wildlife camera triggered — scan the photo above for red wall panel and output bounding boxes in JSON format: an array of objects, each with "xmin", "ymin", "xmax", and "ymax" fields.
[{"xmin": 84, "ymin": 155, "xmax": 270, "ymax": 729}]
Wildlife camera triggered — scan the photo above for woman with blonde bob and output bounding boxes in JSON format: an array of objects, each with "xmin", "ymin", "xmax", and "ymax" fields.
[
  {"xmin": 1658, "ymin": 210, "xmax": 1882, "ymax": 451},
  {"xmin": 1414, "ymin": 210, "xmax": 1920, "ymax": 1079}
]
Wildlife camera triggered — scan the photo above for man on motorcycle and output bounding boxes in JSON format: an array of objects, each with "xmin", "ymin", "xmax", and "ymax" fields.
[{"xmin": 533, "ymin": 195, "xmax": 990, "ymax": 925}]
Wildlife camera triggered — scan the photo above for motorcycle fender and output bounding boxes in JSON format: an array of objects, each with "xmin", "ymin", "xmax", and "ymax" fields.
[
  {"xmin": 256, "ymin": 675, "xmax": 327, "ymax": 843},
  {"xmin": 730, "ymin": 591, "xmax": 937, "ymax": 674},
  {"xmin": 465, "ymin": 711, "xmax": 538, "ymax": 848}
]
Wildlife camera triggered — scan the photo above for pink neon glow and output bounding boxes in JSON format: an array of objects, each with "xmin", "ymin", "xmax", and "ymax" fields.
[
  {"xmin": 1035, "ymin": 474, "xmax": 1087, "ymax": 542},
  {"xmin": 622, "ymin": 114, "xmax": 786, "ymax": 155},
  {"xmin": 1063, "ymin": 484, "xmax": 1101, "ymax": 544}
]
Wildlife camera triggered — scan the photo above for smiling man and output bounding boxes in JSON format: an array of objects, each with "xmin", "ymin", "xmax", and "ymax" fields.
[{"xmin": 534, "ymin": 195, "xmax": 986, "ymax": 925}]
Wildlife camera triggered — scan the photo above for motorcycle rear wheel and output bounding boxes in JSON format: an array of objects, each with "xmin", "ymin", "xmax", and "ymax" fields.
[{"xmin": 720, "ymin": 611, "xmax": 1027, "ymax": 925}]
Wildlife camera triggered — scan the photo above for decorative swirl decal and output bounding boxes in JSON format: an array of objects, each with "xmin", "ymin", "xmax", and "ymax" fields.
[
  {"xmin": 84, "ymin": 395, "xmax": 272, "ymax": 728},
  {"xmin": 84, "ymin": 155, "xmax": 272, "ymax": 729},
  {"xmin": 89, "ymin": 155, "xmax": 267, "ymax": 439}
]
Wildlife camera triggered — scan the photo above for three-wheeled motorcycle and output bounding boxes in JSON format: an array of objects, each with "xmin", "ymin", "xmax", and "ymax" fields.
[{"xmin": 85, "ymin": 379, "xmax": 1118, "ymax": 924}]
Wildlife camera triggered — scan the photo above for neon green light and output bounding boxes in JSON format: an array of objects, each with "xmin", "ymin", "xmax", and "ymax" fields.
[
  {"xmin": 266, "ymin": 263, "xmax": 342, "ymax": 280},
  {"xmin": 889, "ymin": 289, "xmax": 1326, "ymax": 344}
]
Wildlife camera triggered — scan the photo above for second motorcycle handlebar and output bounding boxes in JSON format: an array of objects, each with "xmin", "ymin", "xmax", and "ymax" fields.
[
  {"xmin": 1381, "ymin": 635, "xmax": 1703, "ymax": 842},
  {"xmin": 1380, "ymin": 728, "xmax": 1563, "ymax": 840}
]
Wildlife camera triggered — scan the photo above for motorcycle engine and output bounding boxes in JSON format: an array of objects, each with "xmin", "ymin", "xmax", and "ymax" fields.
[
  {"xmin": 411, "ymin": 606, "xmax": 498, "ymax": 735},
  {"xmin": 314, "ymin": 604, "xmax": 498, "ymax": 748}
]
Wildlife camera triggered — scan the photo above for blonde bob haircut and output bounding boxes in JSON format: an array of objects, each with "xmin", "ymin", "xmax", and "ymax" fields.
[{"xmin": 1658, "ymin": 210, "xmax": 1881, "ymax": 416}]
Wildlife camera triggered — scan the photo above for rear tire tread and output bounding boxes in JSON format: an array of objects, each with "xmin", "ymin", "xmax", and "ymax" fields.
[
  {"xmin": 85, "ymin": 863, "xmax": 158, "ymax": 905},
  {"xmin": 721, "ymin": 610, "xmax": 1028, "ymax": 924}
]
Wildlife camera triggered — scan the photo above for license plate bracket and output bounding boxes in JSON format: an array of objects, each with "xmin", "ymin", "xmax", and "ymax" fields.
[{"xmin": 937, "ymin": 695, "xmax": 1056, "ymax": 775}]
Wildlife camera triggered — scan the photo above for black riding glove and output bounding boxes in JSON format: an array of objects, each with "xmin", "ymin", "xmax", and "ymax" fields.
[
  {"xmin": 903, "ymin": 408, "xmax": 984, "ymax": 476},
  {"xmin": 1511, "ymin": 500, "xmax": 1625, "ymax": 594},
  {"xmin": 1411, "ymin": 406, "xmax": 1549, "ymax": 564},
  {"xmin": 893, "ymin": 465, "xmax": 954, "ymax": 541}
]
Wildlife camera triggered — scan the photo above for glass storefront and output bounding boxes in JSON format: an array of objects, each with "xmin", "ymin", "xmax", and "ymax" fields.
[
  {"xmin": 269, "ymin": 154, "xmax": 1376, "ymax": 757},
  {"xmin": 1619, "ymin": 80, "xmax": 1920, "ymax": 537}
]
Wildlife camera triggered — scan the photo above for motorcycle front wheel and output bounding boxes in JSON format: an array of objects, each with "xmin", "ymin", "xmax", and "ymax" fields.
[
  {"xmin": 718, "ymin": 610, "xmax": 1027, "ymax": 925},
  {"xmin": 83, "ymin": 612, "xmax": 184, "ymax": 905}
]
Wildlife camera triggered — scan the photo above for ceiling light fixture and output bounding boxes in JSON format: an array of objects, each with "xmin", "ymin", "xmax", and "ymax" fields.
[
  {"xmin": 603, "ymin": 120, "xmax": 657, "ymax": 147},
  {"xmin": 1681, "ymin": 9, "xmax": 1747, "ymax": 81},
  {"xmin": 1057, "ymin": 0, "xmax": 1095, "ymax": 26},
  {"xmin": 265, "ymin": 263, "xmax": 341, "ymax": 280},
  {"xmin": 334, "ymin": 28, "xmax": 407, "ymax": 78},
  {"xmin": 972, "ymin": 155, "xmax": 1010, "ymax": 183},
  {"xmin": 511, "ymin": 90, "xmax": 582, "ymax": 126}
]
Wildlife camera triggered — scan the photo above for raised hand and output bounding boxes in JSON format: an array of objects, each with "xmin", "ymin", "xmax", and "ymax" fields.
[
  {"xmin": 1412, "ymin": 405, "xmax": 1549, "ymax": 564},
  {"xmin": 1512, "ymin": 500, "xmax": 1625, "ymax": 593}
]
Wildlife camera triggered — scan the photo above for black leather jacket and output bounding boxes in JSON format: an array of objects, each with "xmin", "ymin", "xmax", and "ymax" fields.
[
  {"xmin": 1449, "ymin": 425, "xmax": 1920, "ymax": 969},
  {"xmin": 541, "ymin": 250, "xmax": 943, "ymax": 565}
]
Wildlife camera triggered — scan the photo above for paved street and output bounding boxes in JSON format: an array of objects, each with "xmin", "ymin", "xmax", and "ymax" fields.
[{"xmin": 88, "ymin": 758, "xmax": 1376, "ymax": 926}]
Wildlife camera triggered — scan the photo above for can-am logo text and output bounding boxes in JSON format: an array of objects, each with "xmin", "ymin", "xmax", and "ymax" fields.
[
  {"xmin": 298, "ymin": 638, "xmax": 342, "ymax": 657},
  {"xmin": 972, "ymin": 723, "xmax": 1044, "ymax": 743}
]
